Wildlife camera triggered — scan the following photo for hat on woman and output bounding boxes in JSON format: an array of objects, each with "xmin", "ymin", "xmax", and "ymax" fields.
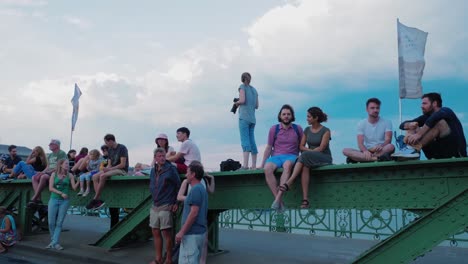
[{"xmin": 155, "ymin": 133, "xmax": 168, "ymax": 142}]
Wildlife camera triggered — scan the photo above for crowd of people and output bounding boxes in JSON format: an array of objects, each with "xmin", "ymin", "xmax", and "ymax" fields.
[{"xmin": 0, "ymin": 73, "xmax": 466, "ymax": 263}]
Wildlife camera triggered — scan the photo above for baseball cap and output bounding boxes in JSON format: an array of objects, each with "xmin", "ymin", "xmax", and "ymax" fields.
[{"xmin": 49, "ymin": 139, "xmax": 61, "ymax": 146}]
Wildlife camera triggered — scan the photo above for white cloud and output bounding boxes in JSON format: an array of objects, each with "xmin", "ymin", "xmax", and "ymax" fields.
[
  {"xmin": 63, "ymin": 15, "xmax": 91, "ymax": 29},
  {"xmin": 246, "ymin": 0, "xmax": 468, "ymax": 85},
  {"xmin": 0, "ymin": 0, "xmax": 47, "ymax": 6}
]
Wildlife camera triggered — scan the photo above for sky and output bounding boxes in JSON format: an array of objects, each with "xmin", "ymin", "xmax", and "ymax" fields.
[{"xmin": 0, "ymin": 0, "xmax": 467, "ymax": 170}]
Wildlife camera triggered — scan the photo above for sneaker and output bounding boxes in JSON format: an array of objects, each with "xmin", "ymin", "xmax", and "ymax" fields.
[
  {"xmin": 83, "ymin": 189, "xmax": 90, "ymax": 197},
  {"xmin": 54, "ymin": 244, "xmax": 64, "ymax": 250},
  {"xmin": 271, "ymin": 201, "xmax": 280, "ymax": 211},
  {"xmin": 45, "ymin": 242, "xmax": 54, "ymax": 249},
  {"xmin": 391, "ymin": 146, "xmax": 420, "ymax": 158},
  {"xmin": 92, "ymin": 200, "xmax": 106, "ymax": 210},
  {"xmin": 77, "ymin": 190, "xmax": 84, "ymax": 196},
  {"xmin": 378, "ymin": 152, "xmax": 392, "ymax": 162},
  {"xmin": 85, "ymin": 199, "xmax": 97, "ymax": 210},
  {"xmin": 394, "ymin": 132, "xmax": 407, "ymax": 150}
]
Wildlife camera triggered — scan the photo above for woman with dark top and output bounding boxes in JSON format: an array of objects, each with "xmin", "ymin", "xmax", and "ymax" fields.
[
  {"xmin": 46, "ymin": 159, "xmax": 77, "ymax": 250},
  {"xmin": 67, "ymin": 149, "xmax": 77, "ymax": 172},
  {"xmin": 10, "ymin": 146, "xmax": 48, "ymax": 179},
  {"xmin": 272, "ymin": 107, "xmax": 332, "ymax": 209}
]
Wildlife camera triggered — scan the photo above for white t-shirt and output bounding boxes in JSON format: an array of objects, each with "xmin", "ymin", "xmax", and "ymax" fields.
[
  {"xmin": 179, "ymin": 139, "xmax": 201, "ymax": 166},
  {"xmin": 357, "ymin": 117, "xmax": 392, "ymax": 149}
]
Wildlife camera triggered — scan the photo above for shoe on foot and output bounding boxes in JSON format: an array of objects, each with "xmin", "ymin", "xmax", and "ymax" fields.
[
  {"xmin": 391, "ymin": 146, "xmax": 420, "ymax": 158},
  {"xmin": 377, "ymin": 152, "xmax": 392, "ymax": 162},
  {"xmin": 83, "ymin": 189, "xmax": 90, "ymax": 197},
  {"xmin": 92, "ymin": 200, "xmax": 106, "ymax": 210},
  {"xmin": 45, "ymin": 242, "xmax": 53, "ymax": 249},
  {"xmin": 271, "ymin": 201, "xmax": 280, "ymax": 210},
  {"xmin": 85, "ymin": 199, "xmax": 97, "ymax": 210},
  {"xmin": 77, "ymin": 190, "xmax": 84, "ymax": 196},
  {"xmin": 54, "ymin": 244, "xmax": 64, "ymax": 250}
]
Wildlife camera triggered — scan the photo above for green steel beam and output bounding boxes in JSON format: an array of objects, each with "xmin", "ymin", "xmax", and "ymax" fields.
[
  {"xmin": 353, "ymin": 188, "xmax": 468, "ymax": 264},
  {"xmin": 94, "ymin": 195, "xmax": 153, "ymax": 249}
]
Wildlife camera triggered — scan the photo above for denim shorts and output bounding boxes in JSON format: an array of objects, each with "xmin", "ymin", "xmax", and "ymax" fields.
[
  {"xmin": 265, "ymin": 154, "xmax": 297, "ymax": 168},
  {"xmin": 179, "ymin": 232, "xmax": 206, "ymax": 264}
]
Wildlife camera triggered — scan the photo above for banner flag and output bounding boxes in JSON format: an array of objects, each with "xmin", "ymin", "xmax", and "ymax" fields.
[
  {"xmin": 71, "ymin": 83, "xmax": 82, "ymax": 131},
  {"xmin": 397, "ymin": 19, "xmax": 428, "ymax": 99}
]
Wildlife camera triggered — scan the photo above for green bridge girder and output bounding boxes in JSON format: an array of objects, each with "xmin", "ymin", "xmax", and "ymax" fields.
[{"xmin": 0, "ymin": 157, "xmax": 467, "ymax": 263}]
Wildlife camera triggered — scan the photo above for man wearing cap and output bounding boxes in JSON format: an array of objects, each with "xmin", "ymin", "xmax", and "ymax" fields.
[
  {"xmin": 29, "ymin": 139, "xmax": 67, "ymax": 206},
  {"xmin": 167, "ymin": 127, "xmax": 201, "ymax": 174}
]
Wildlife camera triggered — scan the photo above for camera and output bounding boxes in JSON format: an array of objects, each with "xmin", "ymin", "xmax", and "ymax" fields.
[{"xmin": 231, "ymin": 98, "xmax": 239, "ymax": 114}]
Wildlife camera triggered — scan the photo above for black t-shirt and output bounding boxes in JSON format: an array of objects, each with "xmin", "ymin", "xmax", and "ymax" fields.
[
  {"xmin": 5, "ymin": 156, "xmax": 22, "ymax": 168},
  {"xmin": 108, "ymin": 144, "xmax": 129, "ymax": 172},
  {"xmin": 33, "ymin": 157, "xmax": 47, "ymax": 172}
]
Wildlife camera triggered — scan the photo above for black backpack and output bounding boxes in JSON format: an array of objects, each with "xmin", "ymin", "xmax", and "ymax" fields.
[{"xmin": 220, "ymin": 159, "xmax": 241, "ymax": 171}]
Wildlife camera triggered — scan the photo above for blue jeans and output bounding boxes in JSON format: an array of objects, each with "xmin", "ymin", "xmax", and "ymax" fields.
[
  {"xmin": 13, "ymin": 161, "xmax": 36, "ymax": 178},
  {"xmin": 239, "ymin": 119, "xmax": 258, "ymax": 154},
  {"xmin": 48, "ymin": 198, "xmax": 70, "ymax": 245},
  {"xmin": 179, "ymin": 233, "xmax": 206, "ymax": 264}
]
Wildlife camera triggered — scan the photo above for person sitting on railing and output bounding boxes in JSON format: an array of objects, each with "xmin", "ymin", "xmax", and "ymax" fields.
[
  {"xmin": 272, "ymin": 107, "xmax": 333, "ymax": 209},
  {"xmin": 342, "ymin": 98, "xmax": 395, "ymax": 163},
  {"xmin": 1, "ymin": 145, "xmax": 22, "ymax": 179},
  {"xmin": 261, "ymin": 104, "xmax": 303, "ymax": 213},
  {"xmin": 28, "ymin": 139, "xmax": 67, "ymax": 207},
  {"xmin": 149, "ymin": 147, "xmax": 181, "ymax": 264},
  {"xmin": 70, "ymin": 147, "xmax": 89, "ymax": 175},
  {"xmin": 0, "ymin": 206, "xmax": 18, "ymax": 253},
  {"xmin": 393, "ymin": 92, "xmax": 467, "ymax": 159},
  {"xmin": 167, "ymin": 127, "xmax": 201, "ymax": 174},
  {"xmin": 86, "ymin": 134, "xmax": 129, "ymax": 211},
  {"xmin": 67, "ymin": 149, "xmax": 76, "ymax": 172},
  {"xmin": 9, "ymin": 146, "xmax": 47, "ymax": 180},
  {"xmin": 77, "ymin": 149, "xmax": 103, "ymax": 197}
]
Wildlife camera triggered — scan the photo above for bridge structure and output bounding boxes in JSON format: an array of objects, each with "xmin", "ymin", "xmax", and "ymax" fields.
[{"xmin": 1, "ymin": 157, "xmax": 468, "ymax": 263}]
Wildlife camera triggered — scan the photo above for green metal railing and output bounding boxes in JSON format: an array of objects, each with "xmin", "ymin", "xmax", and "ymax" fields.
[{"xmin": 218, "ymin": 208, "xmax": 468, "ymax": 246}]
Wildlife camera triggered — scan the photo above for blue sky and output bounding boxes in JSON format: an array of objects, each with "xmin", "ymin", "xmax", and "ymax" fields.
[{"xmin": 0, "ymin": 0, "xmax": 466, "ymax": 170}]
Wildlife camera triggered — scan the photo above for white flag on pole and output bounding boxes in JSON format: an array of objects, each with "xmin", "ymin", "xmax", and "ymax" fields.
[
  {"xmin": 397, "ymin": 19, "xmax": 428, "ymax": 99},
  {"xmin": 71, "ymin": 83, "xmax": 82, "ymax": 131}
]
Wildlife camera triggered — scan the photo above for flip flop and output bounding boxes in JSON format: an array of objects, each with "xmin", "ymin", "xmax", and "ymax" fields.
[{"xmin": 300, "ymin": 199, "xmax": 310, "ymax": 209}]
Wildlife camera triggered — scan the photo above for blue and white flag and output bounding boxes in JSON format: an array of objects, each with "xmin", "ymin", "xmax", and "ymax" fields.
[
  {"xmin": 71, "ymin": 83, "xmax": 82, "ymax": 131},
  {"xmin": 397, "ymin": 19, "xmax": 428, "ymax": 99}
]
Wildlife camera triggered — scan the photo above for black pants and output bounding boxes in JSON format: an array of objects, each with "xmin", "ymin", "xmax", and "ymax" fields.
[{"xmin": 109, "ymin": 207, "xmax": 120, "ymax": 228}]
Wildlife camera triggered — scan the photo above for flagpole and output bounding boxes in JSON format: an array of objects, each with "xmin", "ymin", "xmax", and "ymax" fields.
[
  {"xmin": 70, "ymin": 128, "xmax": 73, "ymax": 151},
  {"xmin": 398, "ymin": 98, "xmax": 402, "ymax": 135}
]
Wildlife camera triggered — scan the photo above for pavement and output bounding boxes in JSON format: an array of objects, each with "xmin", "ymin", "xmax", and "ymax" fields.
[{"xmin": 4, "ymin": 214, "xmax": 468, "ymax": 264}]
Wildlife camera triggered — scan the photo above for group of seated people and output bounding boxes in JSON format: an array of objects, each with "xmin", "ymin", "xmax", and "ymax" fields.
[
  {"xmin": 0, "ymin": 93, "xmax": 466, "ymax": 212},
  {"xmin": 263, "ymin": 93, "xmax": 466, "ymax": 211}
]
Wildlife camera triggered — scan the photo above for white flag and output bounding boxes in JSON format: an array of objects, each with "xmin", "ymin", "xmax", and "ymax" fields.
[
  {"xmin": 397, "ymin": 19, "xmax": 428, "ymax": 99},
  {"xmin": 71, "ymin": 83, "xmax": 82, "ymax": 131}
]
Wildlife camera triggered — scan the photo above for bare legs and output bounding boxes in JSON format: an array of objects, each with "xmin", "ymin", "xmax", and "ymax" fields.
[
  {"xmin": 242, "ymin": 152, "xmax": 258, "ymax": 169},
  {"xmin": 265, "ymin": 160, "xmax": 294, "ymax": 208},
  {"xmin": 343, "ymin": 144, "xmax": 395, "ymax": 162},
  {"xmin": 150, "ymin": 228, "xmax": 173, "ymax": 264},
  {"xmin": 31, "ymin": 173, "xmax": 50, "ymax": 201}
]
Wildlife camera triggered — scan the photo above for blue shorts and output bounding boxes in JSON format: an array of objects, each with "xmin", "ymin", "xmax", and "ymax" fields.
[
  {"xmin": 265, "ymin": 154, "xmax": 297, "ymax": 168},
  {"xmin": 179, "ymin": 233, "xmax": 206, "ymax": 264}
]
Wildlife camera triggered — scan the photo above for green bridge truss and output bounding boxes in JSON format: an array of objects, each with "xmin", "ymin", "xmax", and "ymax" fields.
[{"xmin": 1, "ymin": 157, "xmax": 467, "ymax": 263}]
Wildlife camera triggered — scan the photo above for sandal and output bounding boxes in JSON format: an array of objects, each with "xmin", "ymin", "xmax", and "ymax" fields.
[
  {"xmin": 277, "ymin": 183, "xmax": 289, "ymax": 192},
  {"xmin": 300, "ymin": 199, "xmax": 310, "ymax": 209}
]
